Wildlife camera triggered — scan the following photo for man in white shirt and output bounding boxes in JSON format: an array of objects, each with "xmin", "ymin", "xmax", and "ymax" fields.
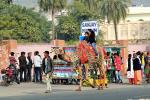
[{"xmin": 33, "ymin": 51, "xmax": 42, "ymax": 82}]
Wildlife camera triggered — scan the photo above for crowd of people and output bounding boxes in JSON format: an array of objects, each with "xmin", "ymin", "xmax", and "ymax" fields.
[
  {"xmin": 104, "ymin": 51, "xmax": 150, "ymax": 85},
  {"xmin": 8, "ymin": 51, "xmax": 54, "ymax": 93},
  {"xmin": 104, "ymin": 52, "xmax": 123, "ymax": 84},
  {"xmin": 1, "ymin": 48, "xmax": 149, "ymax": 93},
  {"xmin": 127, "ymin": 51, "xmax": 150, "ymax": 84}
]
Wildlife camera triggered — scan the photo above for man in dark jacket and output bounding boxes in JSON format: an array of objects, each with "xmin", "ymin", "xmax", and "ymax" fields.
[
  {"xmin": 19, "ymin": 52, "xmax": 27, "ymax": 82},
  {"xmin": 42, "ymin": 51, "xmax": 53, "ymax": 93},
  {"xmin": 133, "ymin": 53, "xmax": 142, "ymax": 71}
]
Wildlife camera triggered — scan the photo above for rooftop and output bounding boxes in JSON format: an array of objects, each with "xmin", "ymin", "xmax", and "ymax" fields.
[{"xmin": 129, "ymin": 7, "xmax": 150, "ymax": 14}]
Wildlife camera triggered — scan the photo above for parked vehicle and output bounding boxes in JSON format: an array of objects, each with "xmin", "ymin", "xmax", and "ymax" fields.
[{"xmin": 1, "ymin": 64, "xmax": 20, "ymax": 86}]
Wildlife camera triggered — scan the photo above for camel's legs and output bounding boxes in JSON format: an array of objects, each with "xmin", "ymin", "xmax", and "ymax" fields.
[
  {"xmin": 85, "ymin": 63, "xmax": 89, "ymax": 80},
  {"xmin": 97, "ymin": 65, "xmax": 105, "ymax": 90},
  {"xmin": 76, "ymin": 66, "xmax": 82, "ymax": 91},
  {"xmin": 84, "ymin": 63, "xmax": 96, "ymax": 88}
]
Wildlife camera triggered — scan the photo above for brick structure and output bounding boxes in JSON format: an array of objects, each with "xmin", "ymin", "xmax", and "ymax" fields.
[
  {"xmin": 117, "ymin": 40, "xmax": 128, "ymax": 76},
  {"xmin": 0, "ymin": 41, "xmax": 9, "ymax": 70},
  {"xmin": 3, "ymin": 40, "xmax": 17, "ymax": 53},
  {"xmin": 51, "ymin": 39, "xmax": 65, "ymax": 47},
  {"xmin": 0, "ymin": 40, "xmax": 17, "ymax": 71}
]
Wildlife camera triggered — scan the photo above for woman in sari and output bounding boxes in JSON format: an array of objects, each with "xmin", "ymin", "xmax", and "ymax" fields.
[
  {"xmin": 133, "ymin": 52, "xmax": 142, "ymax": 85},
  {"xmin": 144, "ymin": 52, "xmax": 150, "ymax": 83}
]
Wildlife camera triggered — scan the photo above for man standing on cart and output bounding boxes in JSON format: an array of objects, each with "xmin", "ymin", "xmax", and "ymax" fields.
[{"xmin": 42, "ymin": 51, "xmax": 53, "ymax": 93}]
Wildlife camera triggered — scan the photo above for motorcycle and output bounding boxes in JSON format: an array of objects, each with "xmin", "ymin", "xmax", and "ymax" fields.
[{"xmin": 1, "ymin": 64, "xmax": 20, "ymax": 86}]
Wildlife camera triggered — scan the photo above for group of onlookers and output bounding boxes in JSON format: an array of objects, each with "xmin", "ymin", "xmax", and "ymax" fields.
[
  {"xmin": 6, "ymin": 49, "xmax": 150, "ymax": 92},
  {"xmin": 104, "ymin": 51, "xmax": 150, "ymax": 85},
  {"xmin": 127, "ymin": 51, "xmax": 150, "ymax": 84},
  {"xmin": 8, "ymin": 51, "xmax": 54, "ymax": 93},
  {"xmin": 104, "ymin": 52, "xmax": 123, "ymax": 84}
]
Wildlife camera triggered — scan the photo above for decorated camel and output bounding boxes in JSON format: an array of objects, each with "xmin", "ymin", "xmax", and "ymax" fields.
[{"xmin": 71, "ymin": 40, "xmax": 106, "ymax": 91}]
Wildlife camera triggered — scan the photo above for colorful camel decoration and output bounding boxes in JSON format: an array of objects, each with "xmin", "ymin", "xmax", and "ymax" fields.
[{"xmin": 71, "ymin": 41, "xmax": 106, "ymax": 91}]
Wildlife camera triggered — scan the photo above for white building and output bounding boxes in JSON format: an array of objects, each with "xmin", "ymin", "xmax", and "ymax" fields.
[
  {"xmin": 126, "ymin": 7, "xmax": 150, "ymax": 21},
  {"xmin": 102, "ymin": 7, "xmax": 150, "ymax": 41}
]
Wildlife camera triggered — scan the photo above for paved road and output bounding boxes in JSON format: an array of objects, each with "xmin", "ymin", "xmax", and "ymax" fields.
[{"xmin": 0, "ymin": 83, "xmax": 150, "ymax": 100}]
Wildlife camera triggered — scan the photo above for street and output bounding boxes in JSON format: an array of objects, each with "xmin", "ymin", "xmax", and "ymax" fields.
[{"xmin": 0, "ymin": 83, "xmax": 150, "ymax": 100}]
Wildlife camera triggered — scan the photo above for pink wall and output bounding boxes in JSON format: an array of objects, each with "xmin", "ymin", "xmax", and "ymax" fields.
[
  {"xmin": 16, "ymin": 43, "xmax": 150, "ymax": 58},
  {"xmin": 128, "ymin": 44, "xmax": 150, "ymax": 54},
  {"xmin": 17, "ymin": 43, "xmax": 53, "ymax": 58}
]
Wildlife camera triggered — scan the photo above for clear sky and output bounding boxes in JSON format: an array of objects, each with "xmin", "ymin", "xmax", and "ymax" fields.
[
  {"xmin": 13, "ymin": 0, "xmax": 38, "ymax": 8},
  {"xmin": 132, "ymin": 0, "xmax": 150, "ymax": 6}
]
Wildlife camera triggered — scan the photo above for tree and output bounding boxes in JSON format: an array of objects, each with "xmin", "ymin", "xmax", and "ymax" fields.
[
  {"xmin": 69, "ymin": 0, "xmax": 101, "ymax": 23},
  {"xmin": 0, "ymin": 1, "xmax": 51, "ymax": 42},
  {"xmin": 99, "ymin": 0, "xmax": 129, "ymax": 40},
  {"xmin": 4, "ymin": 0, "xmax": 13, "ymax": 4},
  {"xmin": 56, "ymin": 0, "xmax": 102, "ymax": 41},
  {"xmin": 56, "ymin": 15, "xmax": 80, "ymax": 41},
  {"xmin": 80, "ymin": 0, "xmax": 100, "ymax": 11},
  {"xmin": 38, "ymin": 0, "xmax": 67, "ymax": 40}
]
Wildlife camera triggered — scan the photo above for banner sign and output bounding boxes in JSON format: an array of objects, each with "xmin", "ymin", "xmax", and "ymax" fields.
[{"xmin": 81, "ymin": 21, "xmax": 99, "ymax": 36}]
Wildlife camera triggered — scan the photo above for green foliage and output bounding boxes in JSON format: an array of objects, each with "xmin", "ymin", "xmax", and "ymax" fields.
[
  {"xmin": 38, "ymin": 0, "xmax": 67, "ymax": 12},
  {"xmin": 99, "ymin": 0, "xmax": 129, "ymax": 24},
  {"xmin": 56, "ymin": 15, "xmax": 80, "ymax": 41},
  {"xmin": 80, "ymin": 0, "xmax": 100, "ymax": 11},
  {"xmin": 0, "ymin": 1, "xmax": 51, "ymax": 42},
  {"xmin": 38, "ymin": 0, "xmax": 67, "ymax": 39},
  {"xmin": 3, "ymin": 0, "xmax": 13, "ymax": 4},
  {"xmin": 69, "ymin": 0, "xmax": 101, "ymax": 22},
  {"xmin": 96, "ymin": 30, "xmax": 105, "ymax": 45}
]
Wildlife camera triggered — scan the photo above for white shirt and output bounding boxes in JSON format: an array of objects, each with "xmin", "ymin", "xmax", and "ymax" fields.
[
  {"xmin": 137, "ymin": 55, "xmax": 141, "ymax": 64},
  {"xmin": 33, "ymin": 55, "xmax": 42, "ymax": 67},
  {"xmin": 45, "ymin": 58, "xmax": 48, "ymax": 67},
  {"xmin": 26, "ymin": 58, "xmax": 29, "ymax": 65}
]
